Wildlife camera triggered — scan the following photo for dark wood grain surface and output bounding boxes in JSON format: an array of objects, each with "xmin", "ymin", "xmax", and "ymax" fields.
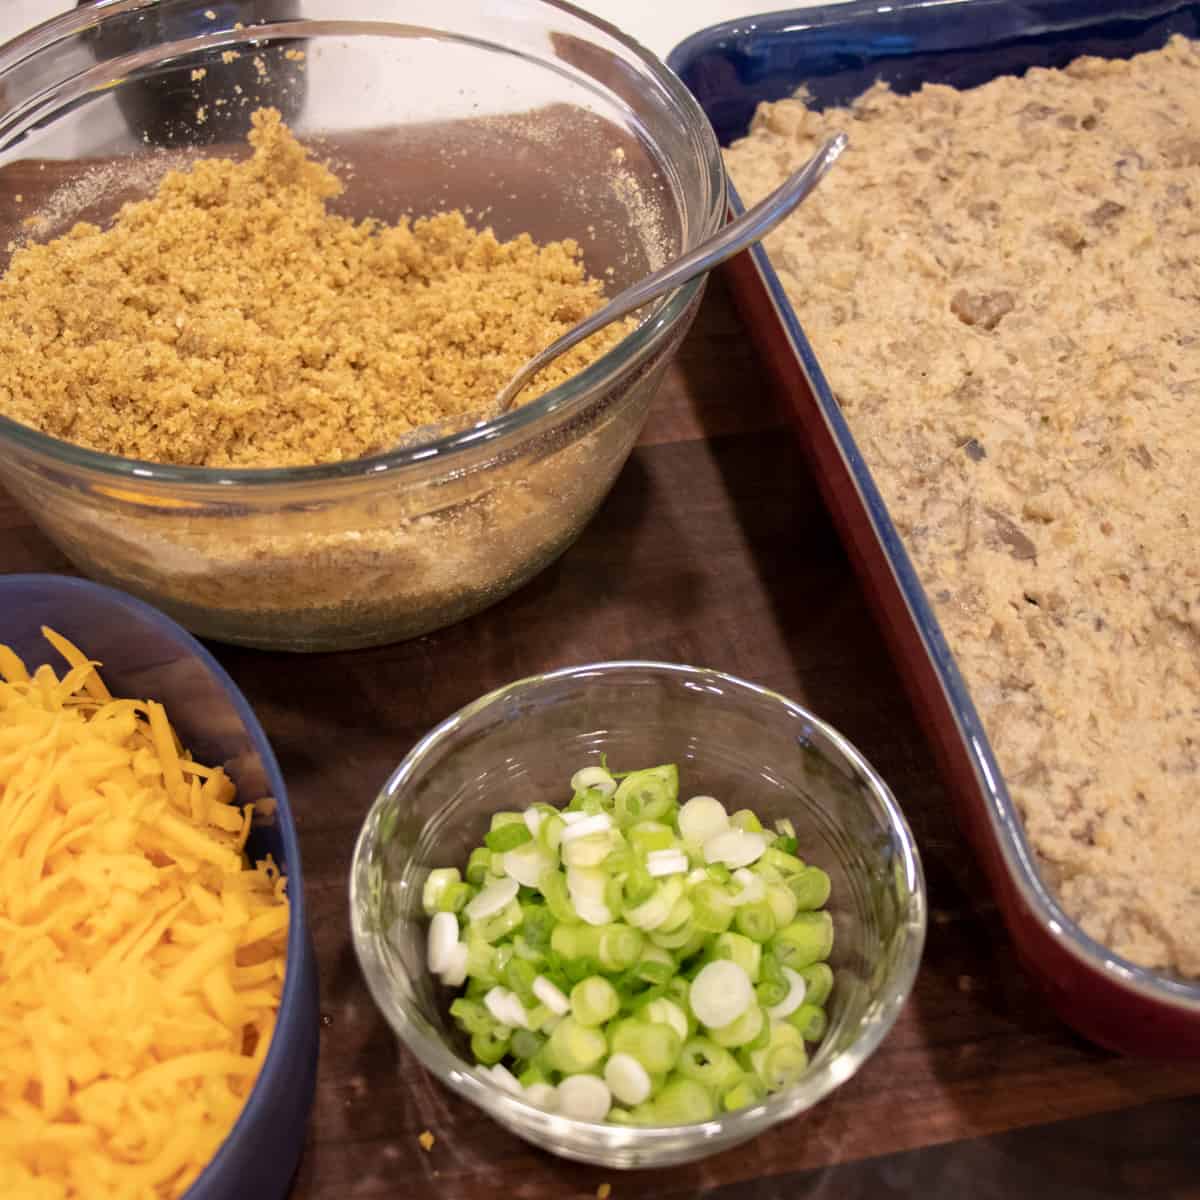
[{"xmin": 3, "ymin": 271, "xmax": 1199, "ymax": 1198}]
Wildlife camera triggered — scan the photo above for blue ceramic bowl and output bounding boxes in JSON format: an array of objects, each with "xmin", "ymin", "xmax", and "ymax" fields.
[{"xmin": 0, "ymin": 574, "xmax": 318, "ymax": 1199}]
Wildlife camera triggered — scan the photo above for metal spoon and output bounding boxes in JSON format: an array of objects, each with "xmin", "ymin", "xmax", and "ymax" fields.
[{"xmin": 495, "ymin": 132, "xmax": 848, "ymax": 413}]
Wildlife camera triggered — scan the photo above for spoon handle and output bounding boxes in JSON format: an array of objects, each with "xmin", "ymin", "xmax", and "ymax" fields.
[{"xmin": 496, "ymin": 131, "xmax": 848, "ymax": 412}]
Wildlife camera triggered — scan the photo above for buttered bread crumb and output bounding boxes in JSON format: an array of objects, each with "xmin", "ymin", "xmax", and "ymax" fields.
[
  {"xmin": 0, "ymin": 108, "xmax": 626, "ymax": 468},
  {"xmin": 725, "ymin": 37, "xmax": 1200, "ymax": 975}
]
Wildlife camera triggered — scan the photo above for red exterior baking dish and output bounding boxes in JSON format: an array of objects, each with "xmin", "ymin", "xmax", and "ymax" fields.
[{"xmin": 669, "ymin": 0, "xmax": 1200, "ymax": 1057}]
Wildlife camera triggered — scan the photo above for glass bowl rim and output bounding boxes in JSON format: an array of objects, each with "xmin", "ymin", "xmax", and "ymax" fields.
[
  {"xmin": 350, "ymin": 659, "xmax": 927, "ymax": 1147},
  {"xmin": 0, "ymin": 0, "xmax": 725, "ymax": 488}
]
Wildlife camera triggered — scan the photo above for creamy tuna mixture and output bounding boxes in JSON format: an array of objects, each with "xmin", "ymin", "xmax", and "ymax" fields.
[{"xmin": 725, "ymin": 37, "xmax": 1200, "ymax": 976}]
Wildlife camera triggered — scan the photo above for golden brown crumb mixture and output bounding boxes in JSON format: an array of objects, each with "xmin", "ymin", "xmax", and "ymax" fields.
[
  {"xmin": 0, "ymin": 108, "xmax": 626, "ymax": 468},
  {"xmin": 725, "ymin": 37, "xmax": 1200, "ymax": 976}
]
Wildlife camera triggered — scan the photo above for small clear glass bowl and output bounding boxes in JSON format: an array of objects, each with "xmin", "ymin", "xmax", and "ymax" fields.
[
  {"xmin": 350, "ymin": 661, "xmax": 926, "ymax": 1168},
  {"xmin": 0, "ymin": 0, "xmax": 723, "ymax": 651}
]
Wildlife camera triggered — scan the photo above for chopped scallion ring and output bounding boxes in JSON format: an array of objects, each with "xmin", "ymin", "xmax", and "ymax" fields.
[
  {"xmin": 464, "ymin": 877, "xmax": 519, "ymax": 921},
  {"xmin": 571, "ymin": 766, "xmax": 618, "ymax": 797},
  {"xmin": 425, "ymin": 762, "xmax": 835, "ymax": 1125},
  {"xmin": 427, "ymin": 911, "xmax": 459, "ymax": 975}
]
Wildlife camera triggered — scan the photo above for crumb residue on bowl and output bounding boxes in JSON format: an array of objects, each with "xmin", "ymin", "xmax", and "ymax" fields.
[
  {"xmin": 0, "ymin": 108, "xmax": 628, "ymax": 469},
  {"xmin": 725, "ymin": 36, "xmax": 1200, "ymax": 976}
]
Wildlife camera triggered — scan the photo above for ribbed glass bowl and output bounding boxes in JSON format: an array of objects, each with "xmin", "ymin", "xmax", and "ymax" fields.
[
  {"xmin": 0, "ymin": 0, "xmax": 724, "ymax": 651},
  {"xmin": 350, "ymin": 661, "xmax": 926, "ymax": 1168}
]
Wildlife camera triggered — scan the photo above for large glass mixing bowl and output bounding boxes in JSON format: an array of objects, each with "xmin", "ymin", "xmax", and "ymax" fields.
[{"xmin": 0, "ymin": 0, "xmax": 724, "ymax": 650}]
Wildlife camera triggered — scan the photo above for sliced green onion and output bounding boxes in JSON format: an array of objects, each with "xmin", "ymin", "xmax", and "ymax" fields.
[
  {"xmin": 625, "ymin": 876, "xmax": 684, "ymax": 931},
  {"xmin": 676, "ymin": 1038, "xmax": 742, "ymax": 1091},
  {"xmin": 711, "ymin": 931, "xmax": 762, "ymax": 983},
  {"xmin": 722, "ymin": 1074, "xmax": 766, "ymax": 1111},
  {"xmin": 504, "ymin": 956, "xmax": 539, "ymax": 1002},
  {"xmin": 563, "ymin": 955, "xmax": 603, "ymax": 984},
  {"xmin": 537, "ymin": 811, "xmax": 566, "ymax": 854},
  {"xmin": 484, "ymin": 986, "xmax": 529, "ymax": 1029},
  {"xmin": 771, "ymin": 912, "xmax": 834, "ymax": 969},
  {"xmin": 628, "ymin": 821, "xmax": 677, "ymax": 854},
  {"xmin": 646, "ymin": 849, "xmax": 690, "ymax": 877},
  {"xmin": 691, "ymin": 881, "xmax": 735, "ymax": 934},
  {"xmin": 557, "ymin": 1073, "xmax": 612, "ymax": 1122},
  {"xmin": 648, "ymin": 920, "xmax": 697, "ymax": 951},
  {"xmin": 474, "ymin": 898, "xmax": 524, "ymax": 944},
  {"xmin": 734, "ymin": 900, "xmax": 777, "ymax": 943},
  {"xmin": 729, "ymin": 809, "xmax": 763, "ymax": 833},
  {"xmin": 799, "ymin": 962, "xmax": 835, "ymax": 1007},
  {"xmin": 524, "ymin": 1002, "xmax": 553, "ymax": 1032},
  {"xmin": 632, "ymin": 943, "xmax": 673, "ymax": 980},
  {"xmin": 758, "ymin": 847, "xmax": 805, "ymax": 878},
  {"xmin": 503, "ymin": 842, "xmax": 555, "ymax": 888},
  {"xmin": 597, "ymin": 924, "xmax": 644, "ymax": 972},
  {"xmin": 765, "ymin": 882, "xmax": 799, "ymax": 929},
  {"xmin": 619, "ymin": 864, "xmax": 657, "ymax": 907},
  {"xmin": 465, "ymin": 848, "xmax": 492, "ymax": 886},
  {"xmin": 642, "ymin": 998, "xmax": 689, "ymax": 1043},
  {"xmin": 571, "ymin": 976, "xmax": 620, "ymax": 1027},
  {"xmin": 672, "ymin": 929, "xmax": 710, "ymax": 961},
  {"xmin": 524, "ymin": 1081, "xmax": 559, "ymax": 1110},
  {"xmin": 609, "ymin": 1019, "xmax": 682, "ymax": 1074},
  {"xmin": 510, "ymin": 1028, "xmax": 545, "ymax": 1062},
  {"xmin": 752, "ymin": 1025, "xmax": 808, "ymax": 1091},
  {"xmin": 427, "ymin": 911, "xmax": 459, "ymax": 974},
  {"xmin": 571, "ymin": 765, "xmax": 618, "ymax": 797},
  {"xmin": 547, "ymin": 1016, "xmax": 607, "ymax": 1074},
  {"xmin": 440, "ymin": 942, "xmax": 468, "ymax": 987},
  {"xmin": 422, "ymin": 867, "xmax": 462, "ymax": 916},
  {"xmin": 538, "ymin": 871, "xmax": 579, "ymax": 925},
  {"xmin": 443, "ymin": 882, "xmax": 473, "ymax": 914},
  {"xmin": 485, "ymin": 822, "xmax": 533, "ymax": 853},
  {"xmin": 704, "ymin": 828, "xmax": 770, "ymax": 869},
  {"xmin": 517, "ymin": 904, "xmax": 555, "ymax": 951},
  {"xmin": 470, "ymin": 1029, "xmax": 510, "ymax": 1065},
  {"xmin": 708, "ymin": 1003, "xmax": 764, "ymax": 1049},
  {"xmin": 765, "ymin": 965, "xmax": 808, "ymax": 1019},
  {"xmin": 612, "ymin": 765, "xmax": 677, "ymax": 827},
  {"xmin": 532, "ymin": 974, "xmax": 570, "ymax": 1015},
  {"xmin": 464, "ymin": 877, "xmax": 519, "ymax": 922},
  {"xmin": 449, "ymin": 996, "xmax": 493, "ymax": 1036},
  {"xmin": 754, "ymin": 977, "xmax": 787, "ymax": 1009},
  {"xmin": 604, "ymin": 1052, "xmax": 652, "ymax": 1106},
  {"xmin": 788, "ymin": 865, "xmax": 832, "ymax": 911},
  {"xmin": 788, "ymin": 1003, "xmax": 829, "ymax": 1042},
  {"xmin": 464, "ymin": 936, "xmax": 499, "ymax": 987},
  {"xmin": 566, "ymin": 866, "xmax": 613, "ymax": 926},
  {"xmin": 728, "ymin": 868, "xmax": 766, "ymax": 907},
  {"xmin": 561, "ymin": 833, "xmax": 614, "ymax": 869},
  {"xmin": 678, "ymin": 796, "xmax": 730, "ymax": 846},
  {"xmin": 652, "ymin": 1077, "xmax": 715, "ymax": 1124},
  {"xmin": 604, "ymin": 873, "xmax": 626, "ymax": 919},
  {"xmin": 559, "ymin": 812, "xmax": 613, "ymax": 845},
  {"xmin": 689, "ymin": 959, "xmax": 753, "ymax": 1029},
  {"xmin": 426, "ymin": 761, "xmax": 836, "ymax": 1126}
]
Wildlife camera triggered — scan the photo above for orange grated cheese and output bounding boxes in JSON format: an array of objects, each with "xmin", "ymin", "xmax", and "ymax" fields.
[{"xmin": 0, "ymin": 628, "xmax": 289, "ymax": 1199}]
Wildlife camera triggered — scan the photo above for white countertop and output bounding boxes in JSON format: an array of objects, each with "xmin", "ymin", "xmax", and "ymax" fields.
[{"xmin": 0, "ymin": 1, "xmax": 835, "ymax": 60}]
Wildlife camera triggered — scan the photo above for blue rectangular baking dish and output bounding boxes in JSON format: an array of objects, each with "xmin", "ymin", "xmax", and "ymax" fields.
[{"xmin": 668, "ymin": 0, "xmax": 1200, "ymax": 1056}]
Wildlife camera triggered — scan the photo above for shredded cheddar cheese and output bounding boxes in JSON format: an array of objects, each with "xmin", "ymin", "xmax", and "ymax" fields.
[{"xmin": 0, "ymin": 629, "xmax": 289, "ymax": 1199}]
